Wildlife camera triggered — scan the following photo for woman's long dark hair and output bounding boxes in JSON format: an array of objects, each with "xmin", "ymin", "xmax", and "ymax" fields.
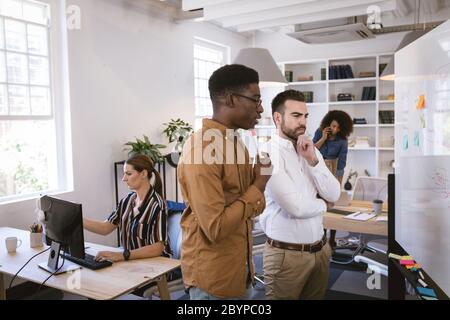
[{"xmin": 125, "ymin": 154, "xmax": 164, "ymax": 200}]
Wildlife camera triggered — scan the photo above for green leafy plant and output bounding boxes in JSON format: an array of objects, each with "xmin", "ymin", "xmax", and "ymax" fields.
[
  {"xmin": 124, "ymin": 135, "xmax": 166, "ymax": 163},
  {"xmin": 162, "ymin": 118, "xmax": 193, "ymax": 152}
]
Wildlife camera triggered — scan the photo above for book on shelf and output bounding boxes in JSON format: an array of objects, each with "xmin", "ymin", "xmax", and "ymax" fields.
[
  {"xmin": 344, "ymin": 65, "xmax": 354, "ymax": 78},
  {"xmin": 379, "ymin": 110, "xmax": 395, "ymax": 124},
  {"xmin": 321, "ymin": 68, "xmax": 326, "ymax": 80},
  {"xmin": 351, "ymin": 136, "xmax": 371, "ymax": 148},
  {"xmin": 353, "ymin": 118, "xmax": 367, "ymax": 124},
  {"xmin": 359, "ymin": 71, "xmax": 376, "ymax": 78},
  {"xmin": 362, "ymin": 86, "xmax": 376, "ymax": 100},
  {"xmin": 329, "ymin": 64, "xmax": 354, "ymax": 79},
  {"xmin": 302, "ymin": 91, "xmax": 314, "ymax": 103},
  {"xmin": 297, "ymin": 75, "xmax": 313, "ymax": 81},
  {"xmin": 285, "ymin": 71, "xmax": 293, "ymax": 82}
]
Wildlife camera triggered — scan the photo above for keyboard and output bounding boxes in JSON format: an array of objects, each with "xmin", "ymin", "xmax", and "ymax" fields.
[{"xmin": 63, "ymin": 252, "xmax": 113, "ymax": 270}]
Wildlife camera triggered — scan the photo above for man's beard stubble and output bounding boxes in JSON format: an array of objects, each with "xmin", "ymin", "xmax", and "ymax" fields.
[{"xmin": 281, "ymin": 117, "xmax": 306, "ymax": 142}]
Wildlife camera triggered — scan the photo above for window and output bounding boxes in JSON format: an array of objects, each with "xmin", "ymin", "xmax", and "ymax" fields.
[
  {"xmin": 0, "ymin": 0, "xmax": 69, "ymax": 203},
  {"xmin": 193, "ymin": 38, "xmax": 229, "ymax": 130}
]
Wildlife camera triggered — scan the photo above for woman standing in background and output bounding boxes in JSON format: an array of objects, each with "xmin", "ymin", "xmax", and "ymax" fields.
[{"xmin": 313, "ymin": 110, "xmax": 353, "ymax": 184}]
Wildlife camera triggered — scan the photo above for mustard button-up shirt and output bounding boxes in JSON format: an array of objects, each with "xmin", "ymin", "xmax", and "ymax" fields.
[{"xmin": 178, "ymin": 118, "xmax": 266, "ymax": 298}]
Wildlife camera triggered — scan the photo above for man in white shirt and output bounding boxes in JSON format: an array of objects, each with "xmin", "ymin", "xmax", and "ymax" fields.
[{"xmin": 260, "ymin": 89, "xmax": 340, "ymax": 299}]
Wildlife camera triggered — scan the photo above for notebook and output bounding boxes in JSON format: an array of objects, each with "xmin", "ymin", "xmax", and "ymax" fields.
[{"xmin": 343, "ymin": 211, "xmax": 377, "ymax": 221}]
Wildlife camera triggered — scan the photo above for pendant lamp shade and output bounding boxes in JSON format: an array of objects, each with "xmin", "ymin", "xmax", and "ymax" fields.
[{"xmin": 233, "ymin": 48, "xmax": 287, "ymax": 87}]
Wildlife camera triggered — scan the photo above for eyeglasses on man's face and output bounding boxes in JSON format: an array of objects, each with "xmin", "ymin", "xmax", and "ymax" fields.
[{"xmin": 231, "ymin": 92, "xmax": 262, "ymax": 107}]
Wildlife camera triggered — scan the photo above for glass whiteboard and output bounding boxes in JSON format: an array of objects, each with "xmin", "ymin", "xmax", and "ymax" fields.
[{"xmin": 395, "ymin": 20, "xmax": 450, "ymax": 296}]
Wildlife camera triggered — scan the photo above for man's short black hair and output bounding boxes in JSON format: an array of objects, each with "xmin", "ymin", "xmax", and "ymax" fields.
[
  {"xmin": 271, "ymin": 89, "xmax": 305, "ymax": 115},
  {"xmin": 209, "ymin": 64, "xmax": 259, "ymax": 103}
]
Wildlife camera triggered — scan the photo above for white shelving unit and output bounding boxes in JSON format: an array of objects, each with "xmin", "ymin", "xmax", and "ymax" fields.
[{"xmin": 256, "ymin": 53, "xmax": 395, "ymax": 182}]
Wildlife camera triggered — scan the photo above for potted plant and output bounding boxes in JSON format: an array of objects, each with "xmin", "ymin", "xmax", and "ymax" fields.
[
  {"xmin": 124, "ymin": 135, "xmax": 166, "ymax": 163},
  {"xmin": 162, "ymin": 119, "xmax": 193, "ymax": 167},
  {"xmin": 163, "ymin": 118, "xmax": 193, "ymax": 152}
]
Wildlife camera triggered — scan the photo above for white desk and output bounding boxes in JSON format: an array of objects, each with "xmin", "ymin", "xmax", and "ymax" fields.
[{"xmin": 0, "ymin": 227, "xmax": 180, "ymax": 300}]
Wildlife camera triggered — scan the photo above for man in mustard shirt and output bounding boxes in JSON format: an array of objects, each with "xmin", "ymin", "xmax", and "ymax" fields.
[{"xmin": 178, "ymin": 64, "xmax": 272, "ymax": 299}]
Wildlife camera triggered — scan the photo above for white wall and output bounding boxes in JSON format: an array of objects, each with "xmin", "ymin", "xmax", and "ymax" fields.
[{"xmin": 0, "ymin": 0, "xmax": 249, "ymax": 247}]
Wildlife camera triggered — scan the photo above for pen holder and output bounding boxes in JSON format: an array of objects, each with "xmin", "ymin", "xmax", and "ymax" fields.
[{"xmin": 30, "ymin": 232, "xmax": 44, "ymax": 248}]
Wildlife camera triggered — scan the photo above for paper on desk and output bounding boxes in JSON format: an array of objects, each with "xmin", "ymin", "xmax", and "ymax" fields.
[
  {"xmin": 376, "ymin": 216, "xmax": 388, "ymax": 222},
  {"xmin": 343, "ymin": 211, "xmax": 376, "ymax": 221}
]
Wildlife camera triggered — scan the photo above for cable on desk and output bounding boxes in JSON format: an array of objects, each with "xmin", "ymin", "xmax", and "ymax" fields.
[
  {"xmin": 8, "ymin": 247, "xmax": 51, "ymax": 290},
  {"xmin": 35, "ymin": 249, "xmax": 67, "ymax": 296}
]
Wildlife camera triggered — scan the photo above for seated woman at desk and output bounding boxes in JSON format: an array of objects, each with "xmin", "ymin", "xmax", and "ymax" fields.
[
  {"xmin": 313, "ymin": 110, "xmax": 353, "ymax": 184},
  {"xmin": 83, "ymin": 154, "xmax": 170, "ymax": 262}
]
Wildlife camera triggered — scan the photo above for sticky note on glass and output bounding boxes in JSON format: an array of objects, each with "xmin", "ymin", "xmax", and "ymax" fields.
[
  {"xmin": 400, "ymin": 260, "xmax": 415, "ymax": 265},
  {"xmin": 414, "ymin": 131, "xmax": 420, "ymax": 146},
  {"xmin": 406, "ymin": 264, "xmax": 422, "ymax": 270},
  {"xmin": 402, "ymin": 256, "xmax": 413, "ymax": 260},
  {"xmin": 388, "ymin": 253, "xmax": 403, "ymax": 260},
  {"xmin": 416, "ymin": 287, "xmax": 437, "ymax": 298},
  {"xmin": 416, "ymin": 95, "xmax": 425, "ymax": 109},
  {"xmin": 420, "ymin": 114, "xmax": 426, "ymax": 129}
]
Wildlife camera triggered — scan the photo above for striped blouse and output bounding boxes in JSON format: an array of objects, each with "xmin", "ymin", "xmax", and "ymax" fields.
[{"xmin": 107, "ymin": 189, "xmax": 171, "ymax": 257}]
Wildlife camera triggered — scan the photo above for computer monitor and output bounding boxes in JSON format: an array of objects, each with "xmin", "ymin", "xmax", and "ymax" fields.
[
  {"xmin": 38, "ymin": 195, "xmax": 84, "ymax": 274},
  {"xmin": 41, "ymin": 195, "xmax": 85, "ymax": 259}
]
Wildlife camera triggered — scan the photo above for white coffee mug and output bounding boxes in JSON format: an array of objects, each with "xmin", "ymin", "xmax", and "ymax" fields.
[
  {"xmin": 373, "ymin": 199, "xmax": 383, "ymax": 215},
  {"xmin": 5, "ymin": 237, "xmax": 22, "ymax": 253}
]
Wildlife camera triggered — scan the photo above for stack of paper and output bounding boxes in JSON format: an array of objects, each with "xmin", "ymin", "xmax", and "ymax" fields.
[{"xmin": 343, "ymin": 211, "xmax": 377, "ymax": 221}]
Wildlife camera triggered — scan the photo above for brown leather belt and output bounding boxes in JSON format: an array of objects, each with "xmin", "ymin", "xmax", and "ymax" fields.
[{"xmin": 267, "ymin": 234, "xmax": 327, "ymax": 253}]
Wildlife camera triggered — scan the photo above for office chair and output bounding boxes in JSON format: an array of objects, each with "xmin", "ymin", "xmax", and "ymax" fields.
[
  {"xmin": 332, "ymin": 177, "xmax": 388, "ymax": 268},
  {"xmin": 352, "ymin": 176, "xmax": 388, "ymax": 202},
  {"xmin": 352, "ymin": 177, "xmax": 388, "ymax": 271},
  {"xmin": 143, "ymin": 205, "xmax": 185, "ymax": 299}
]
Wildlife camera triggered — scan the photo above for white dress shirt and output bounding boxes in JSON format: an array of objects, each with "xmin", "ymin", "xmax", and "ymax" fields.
[{"xmin": 259, "ymin": 133, "xmax": 340, "ymax": 244}]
